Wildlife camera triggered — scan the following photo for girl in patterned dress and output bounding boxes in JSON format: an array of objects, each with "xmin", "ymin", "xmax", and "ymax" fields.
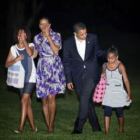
[
  {"xmin": 101, "ymin": 46, "xmax": 131, "ymax": 134},
  {"xmin": 5, "ymin": 28, "xmax": 37, "ymax": 133},
  {"xmin": 33, "ymin": 17, "xmax": 66, "ymax": 133}
]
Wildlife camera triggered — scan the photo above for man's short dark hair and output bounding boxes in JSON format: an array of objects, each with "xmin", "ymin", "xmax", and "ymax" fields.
[{"xmin": 73, "ymin": 22, "xmax": 86, "ymax": 33}]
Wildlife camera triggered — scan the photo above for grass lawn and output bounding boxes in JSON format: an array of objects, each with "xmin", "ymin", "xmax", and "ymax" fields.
[
  {"xmin": 0, "ymin": 63, "xmax": 140, "ymax": 140},
  {"xmin": 0, "ymin": 31, "xmax": 140, "ymax": 140}
]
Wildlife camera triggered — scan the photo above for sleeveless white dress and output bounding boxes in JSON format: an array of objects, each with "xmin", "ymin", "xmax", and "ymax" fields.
[{"xmin": 102, "ymin": 63, "xmax": 131, "ymax": 107}]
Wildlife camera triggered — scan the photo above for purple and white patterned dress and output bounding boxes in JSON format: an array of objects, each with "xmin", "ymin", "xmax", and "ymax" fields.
[{"xmin": 33, "ymin": 29, "xmax": 66, "ymax": 98}]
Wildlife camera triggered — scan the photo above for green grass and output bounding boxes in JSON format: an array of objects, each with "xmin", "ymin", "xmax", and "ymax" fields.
[{"xmin": 0, "ymin": 66, "xmax": 140, "ymax": 140}]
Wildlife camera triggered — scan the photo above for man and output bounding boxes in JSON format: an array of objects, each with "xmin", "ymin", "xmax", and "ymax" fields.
[{"xmin": 62, "ymin": 22, "xmax": 106, "ymax": 134}]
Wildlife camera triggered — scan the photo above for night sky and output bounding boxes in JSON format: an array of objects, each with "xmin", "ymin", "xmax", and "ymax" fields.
[
  {"xmin": 1, "ymin": 1, "xmax": 139, "ymax": 31},
  {"xmin": 0, "ymin": 1, "xmax": 140, "ymax": 62}
]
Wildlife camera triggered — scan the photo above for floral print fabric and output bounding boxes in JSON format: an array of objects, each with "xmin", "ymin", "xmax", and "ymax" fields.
[{"xmin": 34, "ymin": 29, "xmax": 66, "ymax": 98}]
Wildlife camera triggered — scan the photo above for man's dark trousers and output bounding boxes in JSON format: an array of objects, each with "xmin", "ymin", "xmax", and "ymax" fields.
[{"xmin": 73, "ymin": 68, "xmax": 101, "ymax": 133}]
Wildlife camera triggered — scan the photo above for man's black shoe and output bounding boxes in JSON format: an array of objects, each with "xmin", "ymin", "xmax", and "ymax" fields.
[
  {"xmin": 93, "ymin": 128, "xmax": 102, "ymax": 132},
  {"xmin": 71, "ymin": 130, "xmax": 82, "ymax": 134}
]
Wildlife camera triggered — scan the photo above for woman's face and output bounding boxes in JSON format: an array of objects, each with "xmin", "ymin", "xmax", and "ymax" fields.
[{"xmin": 39, "ymin": 19, "xmax": 51, "ymax": 32}]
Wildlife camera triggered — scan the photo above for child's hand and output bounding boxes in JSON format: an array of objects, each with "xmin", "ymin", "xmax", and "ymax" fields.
[
  {"xmin": 15, "ymin": 54, "xmax": 24, "ymax": 62},
  {"xmin": 127, "ymin": 94, "xmax": 131, "ymax": 101},
  {"xmin": 101, "ymin": 73, "xmax": 106, "ymax": 78}
]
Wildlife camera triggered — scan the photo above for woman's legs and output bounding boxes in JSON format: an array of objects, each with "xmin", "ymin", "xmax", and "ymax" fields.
[
  {"xmin": 41, "ymin": 98, "xmax": 49, "ymax": 128},
  {"xmin": 41, "ymin": 94, "xmax": 56, "ymax": 132},
  {"xmin": 18, "ymin": 94, "xmax": 30, "ymax": 131},
  {"xmin": 27, "ymin": 97, "xmax": 36, "ymax": 131},
  {"xmin": 48, "ymin": 94, "xmax": 56, "ymax": 132}
]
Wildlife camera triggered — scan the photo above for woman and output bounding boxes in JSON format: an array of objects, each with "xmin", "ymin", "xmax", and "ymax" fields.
[
  {"xmin": 5, "ymin": 28, "xmax": 37, "ymax": 133},
  {"xmin": 33, "ymin": 17, "xmax": 66, "ymax": 133}
]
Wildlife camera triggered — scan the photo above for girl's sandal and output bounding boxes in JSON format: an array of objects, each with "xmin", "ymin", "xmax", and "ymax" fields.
[{"xmin": 14, "ymin": 130, "xmax": 22, "ymax": 133}]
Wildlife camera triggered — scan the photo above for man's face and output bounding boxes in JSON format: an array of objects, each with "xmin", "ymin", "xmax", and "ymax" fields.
[{"xmin": 74, "ymin": 29, "xmax": 87, "ymax": 40}]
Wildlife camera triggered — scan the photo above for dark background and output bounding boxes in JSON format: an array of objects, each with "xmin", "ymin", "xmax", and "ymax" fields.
[
  {"xmin": 0, "ymin": 0, "xmax": 140, "ymax": 65},
  {"xmin": 0, "ymin": 2, "xmax": 140, "ymax": 139}
]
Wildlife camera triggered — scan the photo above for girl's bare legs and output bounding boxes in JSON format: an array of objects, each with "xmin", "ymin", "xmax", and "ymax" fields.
[
  {"xmin": 18, "ymin": 94, "xmax": 30, "ymax": 131},
  {"xmin": 118, "ymin": 117, "xmax": 124, "ymax": 133},
  {"xmin": 48, "ymin": 94, "xmax": 56, "ymax": 132},
  {"xmin": 41, "ymin": 98, "xmax": 49, "ymax": 128},
  {"xmin": 27, "ymin": 98, "xmax": 36, "ymax": 131},
  {"xmin": 104, "ymin": 116, "xmax": 110, "ymax": 134}
]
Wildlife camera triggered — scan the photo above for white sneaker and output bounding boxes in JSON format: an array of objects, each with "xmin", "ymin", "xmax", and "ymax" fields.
[
  {"xmin": 14, "ymin": 130, "xmax": 21, "ymax": 133},
  {"xmin": 35, "ymin": 127, "xmax": 38, "ymax": 132}
]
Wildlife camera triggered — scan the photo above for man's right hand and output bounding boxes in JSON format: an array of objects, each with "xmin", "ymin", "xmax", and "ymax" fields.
[{"xmin": 67, "ymin": 82, "xmax": 74, "ymax": 91}]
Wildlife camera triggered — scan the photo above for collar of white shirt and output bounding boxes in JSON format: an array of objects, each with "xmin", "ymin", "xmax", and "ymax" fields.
[
  {"xmin": 74, "ymin": 35, "xmax": 86, "ymax": 65},
  {"xmin": 74, "ymin": 36, "xmax": 86, "ymax": 44}
]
